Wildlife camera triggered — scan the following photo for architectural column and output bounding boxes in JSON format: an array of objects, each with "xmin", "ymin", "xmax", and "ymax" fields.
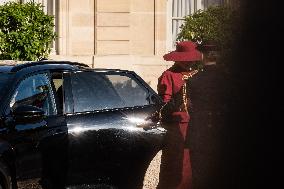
[
  {"xmin": 57, "ymin": 0, "xmax": 69, "ymax": 55},
  {"xmin": 96, "ymin": 0, "xmax": 130, "ymax": 55},
  {"xmin": 155, "ymin": 0, "xmax": 167, "ymax": 56},
  {"xmin": 57, "ymin": 0, "xmax": 94, "ymax": 56},
  {"xmin": 130, "ymin": 0, "xmax": 155, "ymax": 55},
  {"xmin": 70, "ymin": 0, "xmax": 94, "ymax": 55}
]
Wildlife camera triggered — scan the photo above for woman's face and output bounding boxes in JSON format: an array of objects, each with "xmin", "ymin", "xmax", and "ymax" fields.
[{"xmin": 175, "ymin": 61, "xmax": 196, "ymax": 71}]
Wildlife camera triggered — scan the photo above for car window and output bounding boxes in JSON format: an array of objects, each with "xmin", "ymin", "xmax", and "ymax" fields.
[
  {"xmin": 70, "ymin": 72, "xmax": 150, "ymax": 113},
  {"xmin": 106, "ymin": 74, "xmax": 149, "ymax": 107},
  {"xmin": 10, "ymin": 73, "xmax": 56, "ymax": 115}
]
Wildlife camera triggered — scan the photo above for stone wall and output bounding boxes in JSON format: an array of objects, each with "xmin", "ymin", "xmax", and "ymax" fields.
[
  {"xmin": 52, "ymin": 0, "xmax": 170, "ymax": 92},
  {"xmin": 1, "ymin": 0, "xmax": 172, "ymax": 92},
  {"xmin": 49, "ymin": 54, "xmax": 173, "ymax": 92}
]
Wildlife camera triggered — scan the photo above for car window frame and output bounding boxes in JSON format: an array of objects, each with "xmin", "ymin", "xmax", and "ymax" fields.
[
  {"xmin": 67, "ymin": 70, "xmax": 159, "ymax": 115},
  {"xmin": 62, "ymin": 72, "xmax": 74, "ymax": 114}
]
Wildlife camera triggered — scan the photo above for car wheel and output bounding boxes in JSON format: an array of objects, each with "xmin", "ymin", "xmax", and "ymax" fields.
[
  {"xmin": 0, "ymin": 161, "xmax": 12, "ymax": 189},
  {"xmin": 142, "ymin": 150, "xmax": 162, "ymax": 189}
]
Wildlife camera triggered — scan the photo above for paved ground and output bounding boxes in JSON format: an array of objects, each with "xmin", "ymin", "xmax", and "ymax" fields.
[
  {"xmin": 17, "ymin": 179, "xmax": 42, "ymax": 189},
  {"xmin": 142, "ymin": 150, "xmax": 161, "ymax": 189},
  {"xmin": 17, "ymin": 151, "xmax": 162, "ymax": 189}
]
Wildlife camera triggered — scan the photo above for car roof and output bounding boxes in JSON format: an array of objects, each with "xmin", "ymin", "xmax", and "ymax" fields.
[
  {"xmin": 0, "ymin": 60, "xmax": 130, "ymax": 73},
  {"xmin": 11, "ymin": 60, "xmax": 90, "ymax": 72},
  {"xmin": 0, "ymin": 65, "xmax": 14, "ymax": 73}
]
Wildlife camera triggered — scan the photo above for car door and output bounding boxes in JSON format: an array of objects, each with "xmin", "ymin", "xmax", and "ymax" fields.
[
  {"xmin": 65, "ymin": 71, "xmax": 166, "ymax": 188},
  {"xmin": 0, "ymin": 72, "xmax": 68, "ymax": 182}
]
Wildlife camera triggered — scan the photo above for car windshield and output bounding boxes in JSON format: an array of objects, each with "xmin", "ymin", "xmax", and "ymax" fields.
[{"xmin": 0, "ymin": 73, "xmax": 14, "ymax": 100}]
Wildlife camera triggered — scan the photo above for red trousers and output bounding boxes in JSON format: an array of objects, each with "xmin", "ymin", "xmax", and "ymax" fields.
[{"xmin": 157, "ymin": 122, "xmax": 192, "ymax": 189}]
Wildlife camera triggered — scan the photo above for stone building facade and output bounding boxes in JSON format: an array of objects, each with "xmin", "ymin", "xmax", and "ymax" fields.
[{"xmin": 0, "ymin": 0, "xmax": 236, "ymax": 90}]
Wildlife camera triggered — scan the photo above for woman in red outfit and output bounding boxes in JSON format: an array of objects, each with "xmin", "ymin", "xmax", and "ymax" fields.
[{"xmin": 156, "ymin": 41, "xmax": 202, "ymax": 189}]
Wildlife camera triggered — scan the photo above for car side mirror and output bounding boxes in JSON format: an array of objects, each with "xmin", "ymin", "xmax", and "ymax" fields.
[{"xmin": 12, "ymin": 105, "xmax": 45, "ymax": 124}]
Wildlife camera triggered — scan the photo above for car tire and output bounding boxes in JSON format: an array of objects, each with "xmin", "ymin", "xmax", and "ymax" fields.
[{"xmin": 0, "ymin": 161, "xmax": 12, "ymax": 189}]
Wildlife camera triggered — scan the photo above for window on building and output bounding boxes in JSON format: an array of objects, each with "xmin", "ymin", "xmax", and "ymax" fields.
[
  {"xmin": 0, "ymin": 0, "xmax": 17, "ymax": 5},
  {"xmin": 167, "ymin": 0, "xmax": 223, "ymax": 50},
  {"xmin": 20, "ymin": 0, "xmax": 54, "ymax": 15}
]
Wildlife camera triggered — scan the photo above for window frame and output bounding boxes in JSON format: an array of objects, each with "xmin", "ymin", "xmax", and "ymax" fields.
[
  {"xmin": 49, "ymin": 71, "xmax": 66, "ymax": 115},
  {"xmin": 20, "ymin": 0, "xmax": 58, "ymax": 54},
  {"xmin": 167, "ymin": 0, "xmax": 201, "ymax": 51},
  {"xmin": 166, "ymin": 0, "xmax": 223, "ymax": 51}
]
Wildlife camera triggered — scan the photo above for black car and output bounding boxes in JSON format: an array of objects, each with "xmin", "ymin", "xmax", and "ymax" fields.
[{"xmin": 0, "ymin": 61, "xmax": 166, "ymax": 189}]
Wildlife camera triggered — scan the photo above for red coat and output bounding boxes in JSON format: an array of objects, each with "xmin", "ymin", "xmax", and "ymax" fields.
[
  {"xmin": 157, "ymin": 65, "xmax": 193, "ymax": 189},
  {"xmin": 157, "ymin": 66, "xmax": 190, "ymax": 123}
]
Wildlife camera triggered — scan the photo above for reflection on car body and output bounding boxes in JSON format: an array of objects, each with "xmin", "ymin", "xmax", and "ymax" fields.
[{"xmin": 0, "ymin": 61, "xmax": 166, "ymax": 189}]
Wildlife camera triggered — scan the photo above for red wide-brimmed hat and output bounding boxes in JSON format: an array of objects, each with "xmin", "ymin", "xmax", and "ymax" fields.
[{"xmin": 163, "ymin": 41, "xmax": 202, "ymax": 62}]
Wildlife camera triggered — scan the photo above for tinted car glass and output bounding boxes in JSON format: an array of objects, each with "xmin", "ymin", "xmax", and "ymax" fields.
[
  {"xmin": 71, "ymin": 72, "xmax": 124, "ymax": 112},
  {"xmin": 10, "ymin": 73, "xmax": 56, "ymax": 115},
  {"xmin": 0, "ymin": 73, "xmax": 14, "ymax": 100},
  {"xmin": 106, "ymin": 74, "xmax": 149, "ymax": 107},
  {"xmin": 71, "ymin": 72, "xmax": 150, "ymax": 113}
]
